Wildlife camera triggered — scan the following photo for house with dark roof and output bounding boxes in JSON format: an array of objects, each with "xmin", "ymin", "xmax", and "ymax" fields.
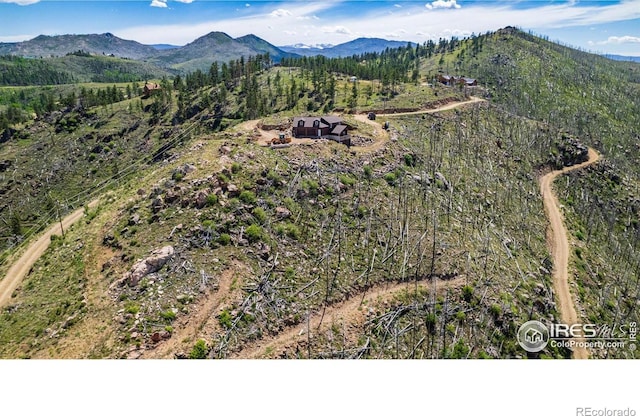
[
  {"xmin": 437, "ymin": 74, "xmax": 477, "ymax": 87},
  {"xmin": 292, "ymin": 116, "xmax": 349, "ymax": 139}
]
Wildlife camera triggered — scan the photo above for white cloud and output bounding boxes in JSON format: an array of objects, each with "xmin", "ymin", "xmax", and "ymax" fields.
[
  {"xmin": 0, "ymin": 0, "xmax": 39, "ymax": 4},
  {"xmin": 394, "ymin": 4, "xmax": 402, "ymax": 8},
  {"xmin": 597, "ymin": 35, "xmax": 640, "ymax": 45},
  {"xmin": 322, "ymin": 25, "xmax": 352, "ymax": 35},
  {"xmin": 150, "ymin": 0, "xmax": 167, "ymax": 8},
  {"xmin": 284, "ymin": 30, "xmax": 297, "ymax": 36},
  {"xmin": 245, "ymin": 3, "xmax": 250, "ymax": 7},
  {"xmin": 0, "ymin": 34, "xmax": 36, "ymax": 42},
  {"xmin": 426, "ymin": 0, "xmax": 461, "ymax": 10},
  {"xmin": 115, "ymin": 0, "xmax": 640, "ymax": 49},
  {"xmin": 270, "ymin": 8, "xmax": 292, "ymax": 17},
  {"xmin": 174, "ymin": 0, "xmax": 194, "ymax": 3}
]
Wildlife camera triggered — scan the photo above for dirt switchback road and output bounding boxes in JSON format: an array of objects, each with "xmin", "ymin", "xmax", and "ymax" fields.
[
  {"xmin": 233, "ymin": 276, "xmax": 465, "ymax": 359},
  {"xmin": 0, "ymin": 199, "xmax": 99, "ymax": 309},
  {"xmin": 352, "ymin": 96, "xmax": 485, "ymax": 153},
  {"xmin": 540, "ymin": 148, "xmax": 599, "ymax": 359}
]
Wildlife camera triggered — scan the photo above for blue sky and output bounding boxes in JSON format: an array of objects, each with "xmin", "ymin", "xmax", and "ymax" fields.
[{"xmin": 1, "ymin": 0, "xmax": 639, "ymax": 56}]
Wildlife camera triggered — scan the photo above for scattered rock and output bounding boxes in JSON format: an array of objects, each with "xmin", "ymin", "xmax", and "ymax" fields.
[
  {"xmin": 275, "ymin": 206, "xmax": 291, "ymax": 219},
  {"xmin": 151, "ymin": 196, "xmax": 164, "ymax": 213},
  {"xmin": 128, "ymin": 214, "xmax": 140, "ymax": 226},
  {"xmin": 227, "ymin": 184, "xmax": 240, "ymax": 197},
  {"xmin": 193, "ymin": 189, "xmax": 210, "ymax": 209}
]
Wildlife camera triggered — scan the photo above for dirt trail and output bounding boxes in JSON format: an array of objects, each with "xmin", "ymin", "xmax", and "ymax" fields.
[
  {"xmin": 0, "ymin": 199, "xmax": 100, "ymax": 309},
  {"xmin": 540, "ymin": 148, "xmax": 599, "ymax": 359},
  {"xmin": 351, "ymin": 96, "xmax": 484, "ymax": 153},
  {"xmin": 232, "ymin": 277, "xmax": 465, "ymax": 359},
  {"xmin": 384, "ymin": 95, "xmax": 485, "ymax": 117}
]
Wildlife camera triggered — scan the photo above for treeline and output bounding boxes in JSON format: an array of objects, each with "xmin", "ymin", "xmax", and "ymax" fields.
[
  {"xmin": 172, "ymin": 53, "xmax": 306, "ymax": 120},
  {"xmin": 0, "ymin": 55, "xmax": 74, "ymax": 86},
  {"xmin": 0, "ymin": 83, "xmax": 139, "ymax": 130},
  {"xmin": 280, "ymin": 34, "xmax": 487, "ymax": 88}
]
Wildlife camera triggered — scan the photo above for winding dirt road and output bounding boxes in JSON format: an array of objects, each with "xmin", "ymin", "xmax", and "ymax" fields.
[
  {"xmin": 540, "ymin": 148, "xmax": 600, "ymax": 359},
  {"xmin": 351, "ymin": 96, "xmax": 485, "ymax": 153},
  {"xmin": 233, "ymin": 277, "xmax": 465, "ymax": 359},
  {"xmin": 0, "ymin": 199, "xmax": 99, "ymax": 309}
]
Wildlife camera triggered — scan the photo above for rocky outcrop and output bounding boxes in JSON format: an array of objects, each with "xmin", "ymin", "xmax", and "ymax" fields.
[{"xmin": 113, "ymin": 246, "xmax": 175, "ymax": 288}]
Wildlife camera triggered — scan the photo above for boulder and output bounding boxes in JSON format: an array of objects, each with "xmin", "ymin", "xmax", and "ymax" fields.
[
  {"xmin": 123, "ymin": 246, "xmax": 175, "ymax": 287},
  {"xmin": 151, "ymin": 196, "xmax": 164, "ymax": 213},
  {"xmin": 226, "ymin": 184, "xmax": 240, "ymax": 197},
  {"xmin": 275, "ymin": 206, "xmax": 291, "ymax": 219},
  {"xmin": 128, "ymin": 214, "xmax": 140, "ymax": 226},
  {"xmin": 194, "ymin": 189, "xmax": 210, "ymax": 209}
]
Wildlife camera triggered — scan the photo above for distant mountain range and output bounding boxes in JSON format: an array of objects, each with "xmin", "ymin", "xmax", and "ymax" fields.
[
  {"xmin": 279, "ymin": 38, "xmax": 416, "ymax": 58},
  {"xmin": 604, "ymin": 54, "xmax": 640, "ymax": 63},
  {"xmin": 0, "ymin": 32, "xmax": 418, "ymax": 73},
  {"xmin": 0, "ymin": 33, "xmax": 158, "ymax": 60}
]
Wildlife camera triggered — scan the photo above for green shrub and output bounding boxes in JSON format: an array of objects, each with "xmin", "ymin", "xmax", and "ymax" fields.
[
  {"xmin": 218, "ymin": 233, "xmax": 231, "ymax": 245},
  {"xmin": 284, "ymin": 267, "xmax": 296, "ymax": 280},
  {"xmin": 285, "ymin": 223, "xmax": 300, "ymax": 240},
  {"xmin": 245, "ymin": 224, "xmax": 263, "ymax": 242},
  {"xmin": 231, "ymin": 162, "xmax": 241, "ymax": 174},
  {"xmin": 462, "ymin": 285, "xmax": 474, "ymax": 303},
  {"xmin": 451, "ymin": 339, "xmax": 470, "ymax": 358},
  {"xmin": 338, "ymin": 174, "xmax": 356, "ymax": 186},
  {"xmin": 384, "ymin": 172, "xmax": 397, "ymax": 186},
  {"xmin": 363, "ymin": 165, "xmax": 373, "ymax": 179},
  {"xmin": 189, "ymin": 339, "xmax": 208, "ymax": 359},
  {"xmin": 125, "ymin": 303, "xmax": 139, "ymax": 314},
  {"xmin": 206, "ymin": 193, "xmax": 218, "ymax": 207},
  {"xmin": 489, "ymin": 304, "xmax": 502, "ymax": 318},
  {"xmin": 219, "ymin": 309, "xmax": 233, "ymax": 329},
  {"xmin": 160, "ymin": 309, "xmax": 176, "ymax": 322},
  {"xmin": 252, "ymin": 207, "xmax": 267, "ymax": 224},
  {"xmin": 240, "ymin": 190, "xmax": 257, "ymax": 204},
  {"xmin": 404, "ymin": 153, "xmax": 415, "ymax": 167}
]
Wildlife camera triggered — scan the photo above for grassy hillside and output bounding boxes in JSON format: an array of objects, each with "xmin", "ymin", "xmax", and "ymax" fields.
[{"xmin": 0, "ymin": 54, "xmax": 172, "ymax": 86}]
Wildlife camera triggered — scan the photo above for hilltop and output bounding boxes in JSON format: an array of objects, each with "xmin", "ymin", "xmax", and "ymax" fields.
[
  {"xmin": 0, "ymin": 27, "xmax": 639, "ymax": 360},
  {"xmin": 0, "ymin": 31, "xmax": 298, "ymax": 74},
  {"xmin": 0, "ymin": 33, "xmax": 158, "ymax": 59}
]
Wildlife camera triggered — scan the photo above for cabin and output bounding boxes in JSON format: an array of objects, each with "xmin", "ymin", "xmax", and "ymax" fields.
[
  {"xmin": 437, "ymin": 74, "xmax": 477, "ymax": 87},
  {"xmin": 292, "ymin": 116, "xmax": 350, "ymax": 145},
  {"xmin": 142, "ymin": 82, "xmax": 161, "ymax": 98}
]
